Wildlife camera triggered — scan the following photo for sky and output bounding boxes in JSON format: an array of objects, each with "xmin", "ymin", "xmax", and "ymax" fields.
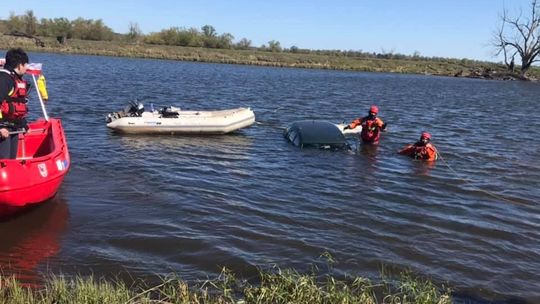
[{"xmin": 0, "ymin": 0, "xmax": 534, "ymax": 62}]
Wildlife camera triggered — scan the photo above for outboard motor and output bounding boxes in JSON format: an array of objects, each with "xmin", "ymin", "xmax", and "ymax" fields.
[{"xmin": 124, "ymin": 102, "xmax": 145, "ymax": 117}]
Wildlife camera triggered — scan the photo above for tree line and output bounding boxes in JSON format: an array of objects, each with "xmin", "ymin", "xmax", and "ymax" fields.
[
  {"xmin": 5, "ymin": 11, "xmax": 115, "ymax": 42},
  {"xmin": 3, "ymin": 10, "xmax": 489, "ymax": 64},
  {"xmin": 3, "ymin": 10, "xmax": 286, "ymax": 52}
]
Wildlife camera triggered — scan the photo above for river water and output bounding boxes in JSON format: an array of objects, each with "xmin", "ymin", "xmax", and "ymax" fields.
[{"xmin": 0, "ymin": 52, "xmax": 539, "ymax": 303}]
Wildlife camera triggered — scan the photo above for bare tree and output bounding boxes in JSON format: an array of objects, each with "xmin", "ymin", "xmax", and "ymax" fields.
[
  {"xmin": 494, "ymin": 0, "xmax": 540, "ymax": 78},
  {"xmin": 128, "ymin": 22, "xmax": 142, "ymax": 42}
]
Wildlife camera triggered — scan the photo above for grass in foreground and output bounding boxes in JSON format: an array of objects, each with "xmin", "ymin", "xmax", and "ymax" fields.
[{"xmin": 0, "ymin": 267, "xmax": 452, "ymax": 304}]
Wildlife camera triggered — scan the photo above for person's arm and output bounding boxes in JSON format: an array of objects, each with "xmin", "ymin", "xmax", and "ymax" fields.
[
  {"xmin": 350, "ymin": 118, "xmax": 362, "ymax": 129},
  {"xmin": 425, "ymin": 146, "xmax": 438, "ymax": 161},
  {"xmin": 0, "ymin": 74, "xmax": 12, "ymax": 102},
  {"xmin": 398, "ymin": 144, "xmax": 414, "ymax": 155},
  {"xmin": 343, "ymin": 118, "xmax": 362, "ymax": 130},
  {"xmin": 376, "ymin": 118, "xmax": 387, "ymax": 130},
  {"xmin": 0, "ymin": 75, "xmax": 14, "ymax": 137}
]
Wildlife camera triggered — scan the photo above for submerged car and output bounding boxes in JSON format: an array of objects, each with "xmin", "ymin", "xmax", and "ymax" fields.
[{"xmin": 284, "ymin": 120, "xmax": 349, "ymax": 150}]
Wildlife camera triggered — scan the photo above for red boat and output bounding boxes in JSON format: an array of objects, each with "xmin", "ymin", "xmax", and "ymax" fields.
[{"xmin": 0, "ymin": 62, "xmax": 70, "ymax": 215}]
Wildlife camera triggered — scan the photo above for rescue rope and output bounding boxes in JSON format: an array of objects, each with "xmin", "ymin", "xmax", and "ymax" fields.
[
  {"xmin": 436, "ymin": 151, "xmax": 530, "ymax": 207},
  {"xmin": 255, "ymin": 120, "xmax": 286, "ymax": 130},
  {"xmin": 270, "ymin": 106, "xmax": 285, "ymax": 113},
  {"xmin": 252, "ymin": 106, "xmax": 288, "ymax": 130}
]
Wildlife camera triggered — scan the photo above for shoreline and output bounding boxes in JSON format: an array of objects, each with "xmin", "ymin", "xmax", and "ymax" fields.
[{"xmin": 2, "ymin": 34, "xmax": 536, "ymax": 81}]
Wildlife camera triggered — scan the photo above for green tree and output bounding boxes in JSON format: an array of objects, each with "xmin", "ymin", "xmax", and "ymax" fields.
[
  {"xmin": 143, "ymin": 32, "xmax": 165, "ymax": 45},
  {"xmin": 89, "ymin": 19, "xmax": 114, "ymax": 41},
  {"xmin": 186, "ymin": 27, "xmax": 203, "ymax": 47},
  {"xmin": 38, "ymin": 17, "xmax": 72, "ymax": 41},
  {"xmin": 71, "ymin": 17, "xmax": 90, "ymax": 39},
  {"xmin": 236, "ymin": 38, "xmax": 252, "ymax": 50},
  {"xmin": 176, "ymin": 27, "xmax": 200, "ymax": 46},
  {"xmin": 71, "ymin": 18, "xmax": 113, "ymax": 41},
  {"xmin": 217, "ymin": 33, "xmax": 234, "ymax": 49},
  {"xmin": 267, "ymin": 40, "xmax": 282, "ymax": 52},
  {"xmin": 52, "ymin": 18, "xmax": 73, "ymax": 40},
  {"xmin": 160, "ymin": 27, "xmax": 182, "ymax": 45},
  {"xmin": 37, "ymin": 18, "xmax": 50, "ymax": 36},
  {"xmin": 22, "ymin": 10, "xmax": 38, "ymax": 35},
  {"xmin": 202, "ymin": 25, "xmax": 216, "ymax": 37},
  {"xmin": 6, "ymin": 12, "xmax": 25, "ymax": 33}
]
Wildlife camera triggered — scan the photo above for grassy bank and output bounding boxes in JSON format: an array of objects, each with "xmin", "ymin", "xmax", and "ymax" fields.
[
  {"xmin": 0, "ymin": 267, "xmax": 451, "ymax": 304},
  {"xmin": 3, "ymin": 34, "xmax": 538, "ymax": 80}
]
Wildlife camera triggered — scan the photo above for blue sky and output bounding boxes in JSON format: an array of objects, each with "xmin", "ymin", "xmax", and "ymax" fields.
[{"xmin": 1, "ymin": 0, "xmax": 532, "ymax": 62}]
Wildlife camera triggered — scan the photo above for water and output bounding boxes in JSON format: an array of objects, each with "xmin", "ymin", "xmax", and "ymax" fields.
[{"xmin": 1, "ymin": 52, "xmax": 539, "ymax": 303}]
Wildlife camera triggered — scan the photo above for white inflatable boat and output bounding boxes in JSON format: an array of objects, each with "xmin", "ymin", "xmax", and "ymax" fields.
[{"xmin": 106, "ymin": 103, "xmax": 255, "ymax": 134}]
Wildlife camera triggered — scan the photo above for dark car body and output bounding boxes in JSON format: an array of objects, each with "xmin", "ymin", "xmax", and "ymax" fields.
[{"xmin": 284, "ymin": 120, "xmax": 348, "ymax": 149}]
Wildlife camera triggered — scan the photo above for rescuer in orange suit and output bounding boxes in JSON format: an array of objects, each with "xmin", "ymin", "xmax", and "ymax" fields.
[
  {"xmin": 399, "ymin": 132, "xmax": 438, "ymax": 161},
  {"xmin": 343, "ymin": 104, "xmax": 387, "ymax": 144}
]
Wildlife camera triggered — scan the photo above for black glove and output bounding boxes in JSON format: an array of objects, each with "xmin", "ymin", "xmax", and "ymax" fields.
[
  {"xmin": 343, "ymin": 125, "xmax": 351, "ymax": 130},
  {"xmin": 381, "ymin": 123, "xmax": 387, "ymax": 131}
]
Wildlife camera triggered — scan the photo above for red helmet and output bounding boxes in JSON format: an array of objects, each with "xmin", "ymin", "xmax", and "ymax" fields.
[
  {"xmin": 369, "ymin": 105, "xmax": 379, "ymax": 114},
  {"xmin": 420, "ymin": 132, "xmax": 431, "ymax": 140}
]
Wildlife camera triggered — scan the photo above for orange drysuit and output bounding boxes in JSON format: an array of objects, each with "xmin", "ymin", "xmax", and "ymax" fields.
[{"xmin": 399, "ymin": 142, "xmax": 438, "ymax": 161}]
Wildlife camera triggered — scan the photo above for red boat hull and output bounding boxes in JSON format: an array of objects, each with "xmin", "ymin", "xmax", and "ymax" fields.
[{"xmin": 0, "ymin": 118, "xmax": 70, "ymax": 213}]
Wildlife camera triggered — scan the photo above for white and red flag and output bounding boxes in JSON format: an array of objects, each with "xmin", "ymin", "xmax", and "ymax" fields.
[
  {"xmin": 0, "ymin": 59, "xmax": 42, "ymax": 75},
  {"xmin": 26, "ymin": 63, "xmax": 43, "ymax": 75}
]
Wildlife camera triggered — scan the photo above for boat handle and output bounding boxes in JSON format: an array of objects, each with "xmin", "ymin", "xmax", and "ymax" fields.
[{"xmin": 8, "ymin": 130, "xmax": 27, "ymax": 135}]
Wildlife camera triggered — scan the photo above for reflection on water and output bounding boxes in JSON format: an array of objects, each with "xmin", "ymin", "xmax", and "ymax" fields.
[
  {"xmin": 0, "ymin": 196, "xmax": 69, "ymax": 284},
  {"xmin": 111, "ymin": 132, "xmax": 253, "ymax": 153}
]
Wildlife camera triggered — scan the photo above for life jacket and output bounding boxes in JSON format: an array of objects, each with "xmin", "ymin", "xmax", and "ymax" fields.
[
  {"xmin": 360, "ymin": 116, "xmax": 383, "ymax": 143},
  {"xmin": 0, "ymin": 69, "xmax": 29, "ymax": 121},
  {"xmin": 412, "ymin": 142, "xmax": 438, "ymax": 161}
]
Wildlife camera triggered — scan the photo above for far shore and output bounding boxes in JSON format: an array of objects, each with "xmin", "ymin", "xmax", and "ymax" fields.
[{"xmin": 2, "ymin": 34, "xmax": 538, "ymax": 80}]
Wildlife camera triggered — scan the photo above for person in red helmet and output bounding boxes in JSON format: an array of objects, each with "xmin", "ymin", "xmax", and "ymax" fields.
[
  {"xmin": 399, "ymin": 132, "xmax": 438, "ymax": 161},
  {"xmin": 343, "ymin": 105, "xmax": 387, "ymax": 144}
]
